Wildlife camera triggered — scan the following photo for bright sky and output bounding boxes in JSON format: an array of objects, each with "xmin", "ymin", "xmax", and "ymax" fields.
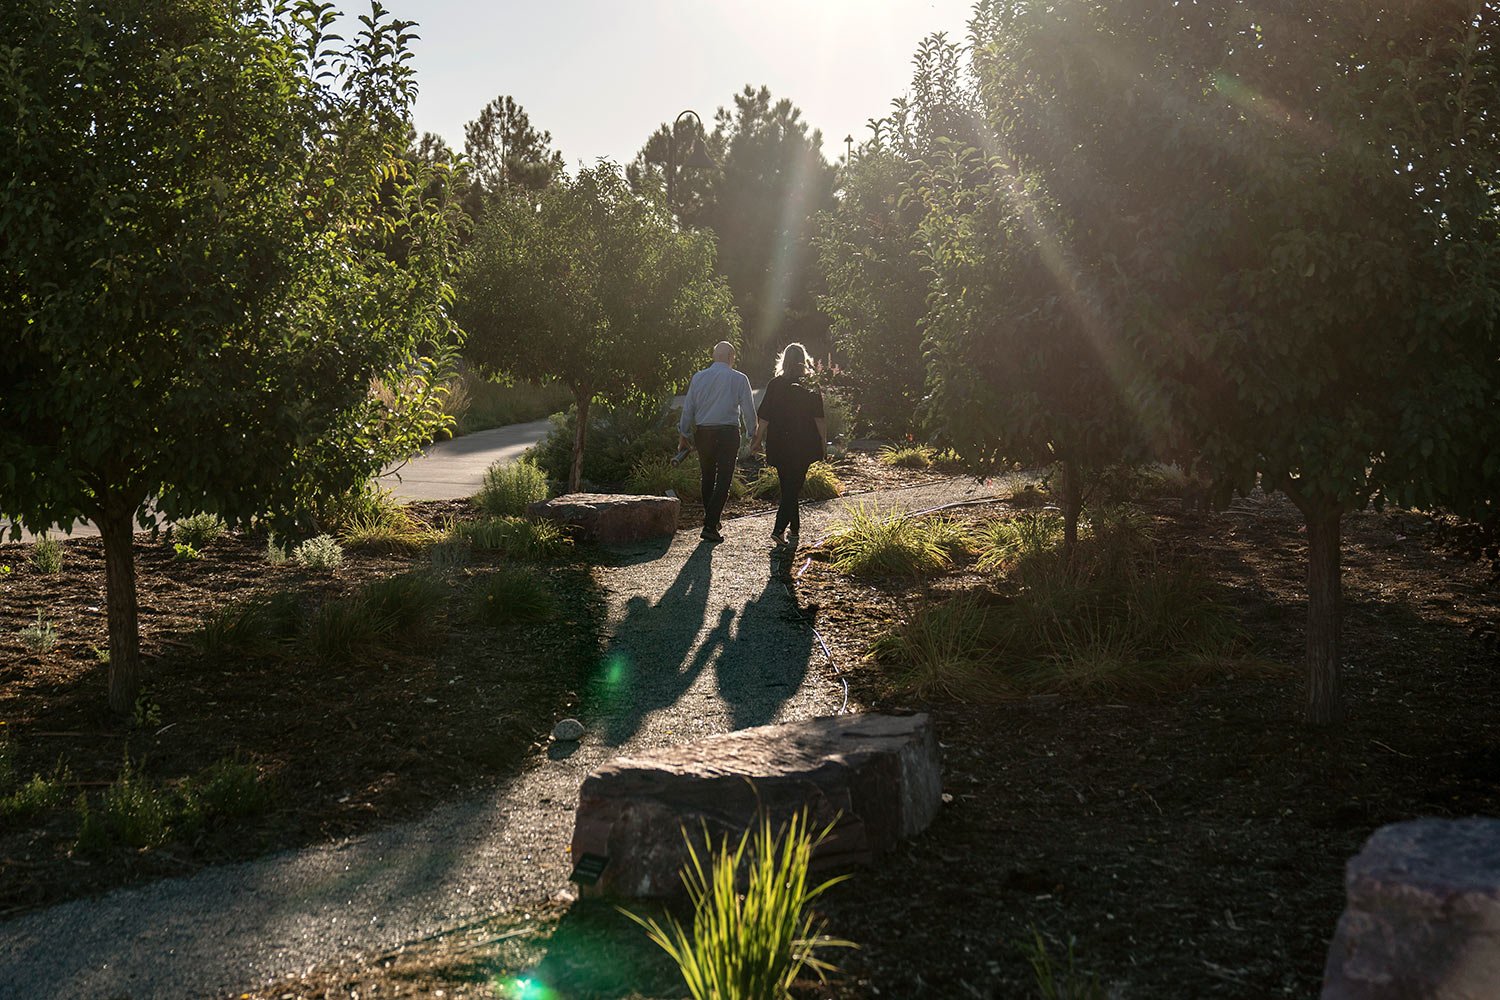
[{"xmin": 385, "ymin": 0, "xmax": 977, "ymax": 167}]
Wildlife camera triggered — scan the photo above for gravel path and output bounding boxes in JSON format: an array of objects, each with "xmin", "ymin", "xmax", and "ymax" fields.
[{"xmin": 0, "ymin": 476, "xmax": 1007, "ymax": 1000}]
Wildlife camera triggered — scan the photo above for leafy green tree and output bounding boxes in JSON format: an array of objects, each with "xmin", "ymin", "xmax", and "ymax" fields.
[
  {"xmin": 0, "ymin": 0, "xmax": 464, "ymax": 713},
  {"xmin": 455, "ymin": 164, "xmax": 740, "ymax": 491},
  {"xmin": 633, "ymin": 87, "xmax": 837, "ymax": 381},
  {"xmin": 817, "ymin": 34, "xmax": 976, "ymax": 436},
  {"xmin": 951, "ymin": 0, "xmax": 1500, "ymax": 724},
  {"xmin": 462, "ymin": 94, "xmax": 565, "ymax": 211}
]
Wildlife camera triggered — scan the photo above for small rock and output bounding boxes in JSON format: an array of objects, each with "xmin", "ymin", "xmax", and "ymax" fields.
[{"xmin": 552, "ymin": 718, "xmax": 585, "ymax": 742}]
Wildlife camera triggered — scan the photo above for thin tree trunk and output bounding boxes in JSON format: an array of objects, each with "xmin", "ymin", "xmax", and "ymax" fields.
[
  {"xmin": 569, "ymin": 391, "xmax": 591, "ymax": 494},
  {"xmin": 99, "ymin": 497, "xmax": 141, "ymax": 716},
  {"xmin": 1058, "ymin": 460, "xmax": 1083, "ymax": 558},
  {"xmin": 1304, "ymin": 506, "xmax": 1345, "ymax": 726}
]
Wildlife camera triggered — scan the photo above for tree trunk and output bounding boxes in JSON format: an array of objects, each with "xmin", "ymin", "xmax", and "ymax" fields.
[
  {"xmin": 1057, "ymin": 460, "xmax": 1083, "ymax": 558},
  {"xmin": 99, "ymin": 497, "xmax": 141, "ymax": 716},
  {"xmin": 569, "ymin": 391, "xmax": 591, "ymax": 494},
  {"xmin": 1304, "ymin": 506, "xmax": 1345, "ymax": 726}
]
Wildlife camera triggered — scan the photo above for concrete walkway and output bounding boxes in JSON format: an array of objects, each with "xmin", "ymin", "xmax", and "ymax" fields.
[
  {"xmin": 0, "ymin": 477, "xmax": 1003, "ymax": 999},
  {"xmin": 1, "ymin": 420, "xmax": 553, "ymax": 543}
]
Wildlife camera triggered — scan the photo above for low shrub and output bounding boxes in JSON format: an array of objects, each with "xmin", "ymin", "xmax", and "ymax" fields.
[
  {"xmin": 264, "ymin": 532, "xmax": 290, "ymax": 565},
  {"xmin": 172, "ymin": 542, "xmax": 203, "ymax": 562},
  {"xmin": 190, "ymin": 591, "xmax": 302, "ymax": 659},
  {"xmin": 624, "ymin": 809, "xmax": 854, "ymax": 1000},
  {"xmin": 1009, "ymin": 482, "xmax": 1050, "ymax": 509},
  {"xmin": 475, "ymin": 459, "xmax": 550, "ymax": 518},
  {"xmin": 748, "ymin": 462, "xmax": 844, "ymax": 503},
  {"xmin": 294, "ymin": 534, "xmax": 345, "ymax": 572},
  {"xmin": 425, "ymin": 538, "xmax": 472, "ymax": 574},
  {"xmin": 29, "ymin": 536, "xmax": 63, "ymax": 574},
  {"xmin": 18, "ymin": 611, "xmax": 58, "ymax": 656},
  {"xmin": 525, "ymin": 399, "xmax": 678, "ymax": 486},
  {"xmin": 470, "ymin": 566, "xmax": 557, "ymax": 628},
  {"xmin": 825, "ymin": 506, "xmax": 970, "ymax": 578},
  {"xmin": 174, "ymin": 513, "xmax": 226, "ymax": 550},
  {"xmin": 446, "ymin": 516, "xmax": 569, "ymax": 560},
  {"xmin": 878, "ymin": 445, "xmax": 934, "ymax": 469}
]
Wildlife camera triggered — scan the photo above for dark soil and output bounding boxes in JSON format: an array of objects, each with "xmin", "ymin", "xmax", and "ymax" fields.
[
  {"xmin": 0, "ymin": 499, "xmax": 607, "ymax": 917},
  {"xmin": 241, "ymin": 487, "xmax": 1498, "ymax": 999}
]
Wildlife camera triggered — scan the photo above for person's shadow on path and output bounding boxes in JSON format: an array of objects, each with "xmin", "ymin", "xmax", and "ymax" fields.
[
  {"xmin": 589, "ymin": 541, "xmax": 716, "ymax": 746},
  {"xmin": 710, "ymin": 549, "xmax": 815, "ymax": 730}
]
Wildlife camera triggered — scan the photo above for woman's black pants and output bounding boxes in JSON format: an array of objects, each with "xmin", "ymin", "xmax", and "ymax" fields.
[{"xmin": 773, "ymin": 461, "xmax": 811, "ymax": 536}]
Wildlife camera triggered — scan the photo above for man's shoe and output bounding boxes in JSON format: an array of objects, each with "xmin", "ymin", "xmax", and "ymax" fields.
[{"xmin": 701, "ymin": 528, "xmax": 724, "ymax": 543}]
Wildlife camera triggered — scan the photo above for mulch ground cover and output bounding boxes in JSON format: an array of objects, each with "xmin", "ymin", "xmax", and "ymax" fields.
[
  {"xmin": 245, "ymin": 484, "xmax": 1498, "ymax": 999},
  {"xmin": 0, "ymin": 499, "xmax": 607, "ymax": 917}
]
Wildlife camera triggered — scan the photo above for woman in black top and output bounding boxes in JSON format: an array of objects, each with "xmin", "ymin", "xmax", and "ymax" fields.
[{"xmin": 749, "ymin": 342, "xmax": 826, "ymax": 544}]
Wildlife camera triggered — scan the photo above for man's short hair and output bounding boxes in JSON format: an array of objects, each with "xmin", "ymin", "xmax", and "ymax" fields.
[{"xmin": 712, "ymin": 341, "xmax": 735, "ymax": 363}]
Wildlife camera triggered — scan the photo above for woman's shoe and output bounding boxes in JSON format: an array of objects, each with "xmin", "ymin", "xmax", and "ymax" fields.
[{"xmin": 770, "ymin": 530, "xmax": 787, "ymax": 545}]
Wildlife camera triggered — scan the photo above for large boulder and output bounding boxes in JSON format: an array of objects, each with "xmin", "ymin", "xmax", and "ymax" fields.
[
  {"xmin": 528, "ymin": 493, "xmax": 679, "ymax": 544},
  {"xmin": 569, "ymin": 712, "xmax": 942, "ymax": 899},
  {"xmin": 1322, "ymin": 817, "xmax": 1500, "ymax": 999}
]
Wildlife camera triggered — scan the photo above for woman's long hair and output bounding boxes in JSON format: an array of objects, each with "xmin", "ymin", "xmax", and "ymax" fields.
[{"xmin": 775, "ymin": 342, "xmax": 808, "ymax": 379}]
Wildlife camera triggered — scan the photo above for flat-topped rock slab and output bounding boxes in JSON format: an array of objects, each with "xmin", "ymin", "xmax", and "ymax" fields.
[
  {"xmin": 1323, "ymin": 817, "xmax": 1500, "ymax": 999},
  {"xmin": 528, "ymin": 493, "xmax": 679, "ymax": 544},
  {"xmin": 569, "ymin": 712, "xmax": 942, "ymax": 898}
]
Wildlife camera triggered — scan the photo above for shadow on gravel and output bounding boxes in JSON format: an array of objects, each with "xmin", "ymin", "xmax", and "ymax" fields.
[
  {"xmin": 708, "ymin": 550, "xmax": 814, "ymax": 730},
  {"xmin": 591, "ymin": 543, "xmax": 716, "ymax": 745}
]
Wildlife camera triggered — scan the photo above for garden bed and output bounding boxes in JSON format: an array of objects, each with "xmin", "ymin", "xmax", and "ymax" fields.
[
  {"xmin": 240, "ymin": 488, "xmax": 1499, "ymax": 998},
  {"xmin": 0, "ymin": 500, "xmax": 606, "ymax": 916}
]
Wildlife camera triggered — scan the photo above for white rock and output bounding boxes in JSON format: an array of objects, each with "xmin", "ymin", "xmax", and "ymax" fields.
[{"xmin": 552, "ymin": 718, "xmax": 585, "ymax": 742}]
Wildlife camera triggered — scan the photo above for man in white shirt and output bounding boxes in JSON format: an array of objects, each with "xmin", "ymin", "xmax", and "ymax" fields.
[{"xmin": 678, "ymin": 340, "xmax": 757, "ymax": 542}]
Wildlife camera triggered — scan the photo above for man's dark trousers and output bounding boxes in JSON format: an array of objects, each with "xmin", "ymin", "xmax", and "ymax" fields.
[{"xmin": 694, "ymin": 424, "xmax": 739, "ymax": 532}]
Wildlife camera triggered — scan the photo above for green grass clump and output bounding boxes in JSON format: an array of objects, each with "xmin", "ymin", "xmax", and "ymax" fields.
[
  {"xmin": 294, "ymin": 534, "xmax": 345, "ymax": 572},
  {"xmin": 174, "ymin": 513, "xmax": 226, "ymax": 550},
  {"xmin": 76, "ymin": 756, "xmax": 172, "ymax": 854},
  {"xmin": 18, "ymin": 611, "xmax": 59, "ymax": 656},
  {"xmin": 179, "ymin": 757, "xmax": 274, "ymax": 831},
  {"xmin": 870, "ymin": 593, "xmax": 1006, "ymax": 701},
  {"xmin": 871, "ymin": 513, "xmax": 1248, "ymax": 699},
  {"xmin": 475, "ymin": 459, "xmax": 550, "ymax": 518},
  {"xmin": 29, "ymin": 536, "xmax": 63, "ymax": 574},
  {"xmin": 748, "ymin": 462, "xmax": 844, "ymax": 503},
  {"xmin": 624, "ymin": 809, "xmax": 854, "ymax": 1000},
  {"xmin": 0, "ymin": 760, "xmax": 73, "ymax": 824},
  {"xmin": 878, "ymin": 444, "xmax": 935, "ymax": 469},
  {"xmin": 1026, "ymin": 927, "xmax": 1105, "ymax": 1000},
  {"xmin": 446, "ymin": 516, "xmax": 569, "ymax": 560},
  {"xmin": 628, "ymin": 454, "xmax": 702, "ymax": 499},
  {"xmin": 974, "ymin": 512, "xmax": 1065, "ymax": 574},
  {"xmin": 302, "ymin": 572, "xmax": 447, "ymax": 664},
  {"xmin": 338, "ymin": 502, "xmax": 433, "ymax": 554},
  {"xmin": 190, "ymin": 591, "xmax": 302, "ymax": 659},
  {"xmin": 357, "ymin": 571, "xmax": 448, "ymax": 637},
  {"xmin": 470, "ymin": 566, "xmax": 557, "ymax": 628},
  {"xmin": 825, "ymin": 506, "xmax": 971, "ymax": 578}
]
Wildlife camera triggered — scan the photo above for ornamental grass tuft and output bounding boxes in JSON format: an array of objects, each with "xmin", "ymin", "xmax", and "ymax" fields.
[
  {"xmin": 825, "ymin": 505, "xmax": 970, "ymax": 578},
  {"xmin": 748, "ymin": 462, "xmax": 843, "ymax": 503},
  {"xmin": 624, "ymin": 808, "xmax": 855, "ymax": 1000}
]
